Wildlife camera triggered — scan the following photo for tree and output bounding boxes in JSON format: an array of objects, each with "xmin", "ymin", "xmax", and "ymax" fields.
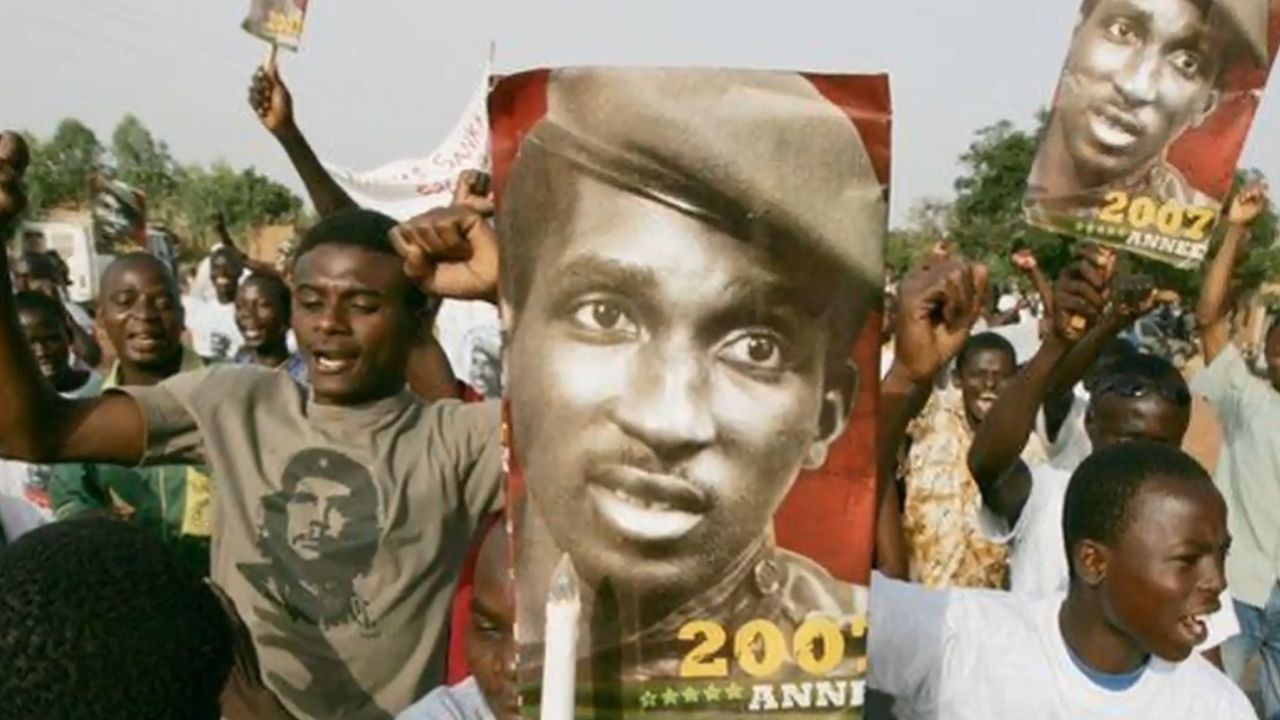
[
  {"xmin": 111, "ymin": 115, "xmax": 177, "ymax": 211},
  {"xmin": 172, "ymin": 162, "xmax": 302, "ymax": 247},
  {"xmin": 23, "ymin": 119, "xmax": 104, "ymax": 212},
  {"xmin": 947, "ymin": 116, "xmax": 1070, "ymax": 290}
]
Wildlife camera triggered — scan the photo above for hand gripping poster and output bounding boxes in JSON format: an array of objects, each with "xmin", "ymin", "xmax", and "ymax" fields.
[
  {"xmin": 491, "ymin": 66, "xmax": 890, "ymax": 719},
  {"xmin": 1024, "ymin": 0, "xmax": 1280, "ymax": 268}
]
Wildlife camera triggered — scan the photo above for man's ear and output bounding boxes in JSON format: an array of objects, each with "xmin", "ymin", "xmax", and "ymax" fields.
[
  {"xmin": 1072, "ymin": 539, "xmax": 1109, "ymax": 587},
  {"xmin": 804, "ymin": 360, "xmax": 858, "ymax": 470}
]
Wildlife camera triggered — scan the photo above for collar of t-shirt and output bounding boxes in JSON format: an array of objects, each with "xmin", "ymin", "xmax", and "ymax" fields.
[{"xmin": 1065, "ymin": 642, "xmax": 1148, "ymax": 692}]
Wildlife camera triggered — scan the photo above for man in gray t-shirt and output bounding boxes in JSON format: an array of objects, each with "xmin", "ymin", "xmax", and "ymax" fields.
[{"xmin": 0, "ymin": 192, "xmax": 504, "ymax": 719}]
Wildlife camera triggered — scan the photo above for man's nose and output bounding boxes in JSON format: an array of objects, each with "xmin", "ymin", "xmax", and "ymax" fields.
[
  {"xmin": 612, "ymin": 343, "xmax": 715, "ymax": 458},
  {"xmin": 316, "ymin": 303, "xmax": 350, "ymax": 335},
  {"xmin": 1114, "ymin": 50, "xmax": 1160, "ymax": 106}
]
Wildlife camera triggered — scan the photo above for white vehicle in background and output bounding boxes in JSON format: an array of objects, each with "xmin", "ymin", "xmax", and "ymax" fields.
[
  {"xmin": 18, "ymin": 219, "xmax": 114, "ymax": 305},
  {"xmin": 17, "ymin": 219, "xmax": 178, "ymax": 307}
]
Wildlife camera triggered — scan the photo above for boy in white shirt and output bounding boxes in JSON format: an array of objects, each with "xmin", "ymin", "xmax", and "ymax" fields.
[
  {"xmin": 870, "ymin": 441, "xmax": 1253, "ymax": 720},
  {"xmin": 970, "ymin": 310, "xmax": 1239, "ymax": 652},
  {"xmin": 185, "ymin": 246, "xmax": 245, "ymax": 362}
]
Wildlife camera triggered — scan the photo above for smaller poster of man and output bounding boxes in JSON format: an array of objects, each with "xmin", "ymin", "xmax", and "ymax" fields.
[
  {"xmin": 242, "ymin": 0, "xmax": 310, "ymax": 51},
  {"xmin": 1025, "ymin": 0, "xmax": 1278, "ymax": 269}
]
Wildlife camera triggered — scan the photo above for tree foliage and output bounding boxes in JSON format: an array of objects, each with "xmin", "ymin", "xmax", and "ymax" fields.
[
  {"xmin": 20, "ymin": 115, "xmax": 302, "ymax": 251},
  {"xmin": 24, "ymin": 119, "xmax": 104, "ymax": 212},
  {"xmin": 111, "ymin": 114, "xmax": 178, "ymax": 208}
]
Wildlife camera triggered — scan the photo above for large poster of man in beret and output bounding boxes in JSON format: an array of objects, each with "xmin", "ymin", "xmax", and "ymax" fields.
[
  {"xmin": 1025, "ymin": 0, "xmax": 1278, "ymax": 268},
  {"xmin": 490, "ymin": 67, "xmax": 890, "ymax": 719}
]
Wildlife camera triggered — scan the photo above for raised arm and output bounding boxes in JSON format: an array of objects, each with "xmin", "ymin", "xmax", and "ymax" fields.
[
  {"xmin": 213, "ymin": 213, "xmax": 282, "ymax": 280},
  {"xmin": 875, "ymin": 247, "xmax": 989, "ymax": 579},
  {"xmin": 1197, "ymin": 183, "xmax": 1267, "ymax": 365},
  {"xmin": 249, "ymin": 60, "xmax": 358, "ymax": 218},
  {"xmin": 1012, "ymin": 248, "xmax": 1055, "ymax": 319},
  {"xmin": 967, "ymin": 247, "xmax": 1111, "ymax": 526},
  {"xmin": 0, "ymin": 141, "xmax": 144, "ymax": 465}
]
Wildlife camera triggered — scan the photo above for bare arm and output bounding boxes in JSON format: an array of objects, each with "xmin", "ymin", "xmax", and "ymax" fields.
[
  {"xmin": 1012, "ymin": 249, "xmax": 1055, "ymax": 319},
  {"xmin": 873, "ymin": 247, "xmax": 990, "ymax": 579},
  {"xmin": 1197, "ymin": 224, "xmax": 1246, "ymax": 365},
  {"xmin": 967, "ymin": 335, "xmax": 1070, "ymax": 525},
  {"xmin": 1026, "ymin": 265, "xmax": 1055, "ymax": 319},
  {"xmin": 1198, "ymin": 184, "xmax": 1267, "ymax": 365},
  {"xmin": 250, "ymin": 62, "xmax": 357, "ymax": 218},
  {"xmin": 968, "ymin": 247, "xmax": 1111, "ymax": 526},
  {"xmin": 0, "ymin": 143, "xmax": 144, "ymax": 465},
  {"xmin": 213, "ymin": 216, "xmax": 283, "ymax": 281},
  {"xmin": 406, "ymin": 335, "xmax": 463, "ymax": 402},
  {"xmin": 875, "ymin": 364, "xmax": 932, "ymax": 579}
]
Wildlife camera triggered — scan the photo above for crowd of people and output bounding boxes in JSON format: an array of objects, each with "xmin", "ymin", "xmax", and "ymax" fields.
[{"xmin": 0, "ymin": 51, "xmax": 1279, "ymax": 720}]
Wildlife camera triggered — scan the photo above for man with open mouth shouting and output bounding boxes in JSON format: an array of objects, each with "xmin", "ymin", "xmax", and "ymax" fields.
[{"xmin": 0, "ymin": 146, "xmax": 503, "ymax": 720}]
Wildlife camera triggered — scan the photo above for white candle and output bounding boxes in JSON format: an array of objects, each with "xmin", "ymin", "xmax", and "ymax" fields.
[{"xmin": 540, "ymin": 553, "xmax": 581, "ymax": 720}]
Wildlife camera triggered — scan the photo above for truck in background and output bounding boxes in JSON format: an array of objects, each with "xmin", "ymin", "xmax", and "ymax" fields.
[{"xmin": 17, "ymin": 217, "xmax": 177, "ymax": 306}]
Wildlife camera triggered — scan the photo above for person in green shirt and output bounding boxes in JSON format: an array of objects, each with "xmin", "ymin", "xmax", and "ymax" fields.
[{"xmin": 50, "ymin": 252, "xmax": 214, "ymax": 575}]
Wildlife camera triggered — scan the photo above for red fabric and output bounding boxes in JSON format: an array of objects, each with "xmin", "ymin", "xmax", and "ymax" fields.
[
  {"xmin": 1166, "ymin": 7, "xmax": 1280, "ymax": 197},
  {"xmin": 444, "ymin": 385, "xmax": 493, "ymax": 685}
]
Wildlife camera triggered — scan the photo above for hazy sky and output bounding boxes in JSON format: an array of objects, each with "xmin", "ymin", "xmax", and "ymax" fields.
[{"xmin": 3, "ymin": 0, "xmax": 1279, "ymax": 227}]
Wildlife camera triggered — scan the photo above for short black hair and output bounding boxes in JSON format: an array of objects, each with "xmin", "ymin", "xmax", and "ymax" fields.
[
  {"xmin": 239, "ymin": 272, "xmax": 292, "ymax": 317},
  {"xmin": 0, "ymin": 519, "xmax": 233, "ymax": 720},
  {"xmin": 1091, "ymin": 352, "xmax": 1190, "ymax": 407},
  {"xmin": 956, "ymin": 331, "xmax": 1017, "ymax": 372},
  {"xmin": 14, "ymin": 250, "xmax": 58, "ymax": 281},
  {"xmin": 1063, "ymin": 441, "xmax": 1212, "ymax": 577},
  {"xmin": 292, "ymin": 208, "xmax": 441, "ymax": 323},
  {"xmin": 13, "ymin": 290, "xmax": 65, "ymax": 326},
  {"xmin": 210, "ymin": 245, "xmax": 243, "ymax": 265}
]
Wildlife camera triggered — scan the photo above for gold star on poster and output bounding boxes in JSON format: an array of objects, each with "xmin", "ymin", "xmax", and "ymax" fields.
[
  {"xmin": 662, "ymin": 688, "xmax": 680, "ymax": 707},
  {"xmin": 725, "ymin": 683, "xmax": 745, "ymax": 701},
  {"xmin": 704, "ymin": 685, "xmax": 723, "ymax": 702},
  {"xmin": 682, "ymin": 686, "xmax": 700, "ymax": 704},
  {"xmin": 640, "ymin": 691, "xmax": 657, "ymax": 709}
]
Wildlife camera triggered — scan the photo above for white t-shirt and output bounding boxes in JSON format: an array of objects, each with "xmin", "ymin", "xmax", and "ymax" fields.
[
  {"xmin": 868, "ymin": 574, "xmax": 1254, "ymax": 720},
  {"xmin": 1035, "ymin": 383, "xmax": 1094, "ymax": 471},
  {"xmin": 396, "ymin": 677, "xmax": 493, "ymax": 720},
  {"xmin": 978, "ymin": 462, "xmax": 1239, "ymax": 649},
  {"xmin": 183, "ymin": 296, "xmax": 243, "ymax": 361}
]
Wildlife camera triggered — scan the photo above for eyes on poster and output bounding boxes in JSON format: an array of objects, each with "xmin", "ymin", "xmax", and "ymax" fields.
[
  {"xmin": 490, "ymin": 65, "xmax": 891, "ymax": 719},
  {"xmin": 1024, "ymin": 0, "xmax": 1279, "ymax": 269}
]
